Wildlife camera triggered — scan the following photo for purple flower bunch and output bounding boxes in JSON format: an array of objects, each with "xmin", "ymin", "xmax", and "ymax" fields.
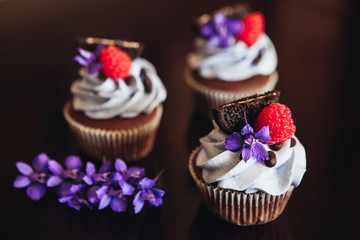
[
  {"xmin": 200, "ymin": 13, "xmax": 243, "ymax": 48},
  {"xmin": 14, "ymin": 154, "xmax": 165, "ymax": 213},
  {"xmin": 74, "ymin": 45, "xmax": 105, "ymax": 74},
  {"xmin": 223, "ymin": 112, "xmax": 270, "ymax": 162}
]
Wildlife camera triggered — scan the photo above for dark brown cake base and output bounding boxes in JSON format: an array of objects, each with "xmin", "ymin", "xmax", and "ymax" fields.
[{"xmin": 63, "ymin": 101, "xmax": 163, "ymax": 162}]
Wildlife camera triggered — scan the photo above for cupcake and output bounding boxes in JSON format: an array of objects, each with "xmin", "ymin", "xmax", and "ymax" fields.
[
  {"xmin": 63, "ymin": 37, "xmax": 167, "ymax": 162},
  {"xmin": 188, "ymin": 90, "xmax": 306, "ymax": 226},
  {"xmin": 185, "ymin": 4, "xmax": 278, "ymax": 118}
]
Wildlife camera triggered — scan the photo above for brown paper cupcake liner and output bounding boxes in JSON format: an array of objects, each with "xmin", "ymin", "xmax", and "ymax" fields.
[
  {"xmin": 189, "ymin": 147, "xmax": 294, "ymax": 226},
  {"xmin": 184, "ymin": 66, "xmax": 279, "ymax": 119},
  {"xmin": 63, "ymin": 102, "xmax": 163, "ymax": 162}
]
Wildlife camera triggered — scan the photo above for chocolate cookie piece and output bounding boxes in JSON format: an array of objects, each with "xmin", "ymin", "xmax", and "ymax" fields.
[
  {"xmin": 140, "ymin": 69, "xmax": 152, "ymax": 93},
  {"xmin": 76, "ymin": 37, "xmax": 144, "ymax": 59},
  {"xmin": 212, "ymin": 90, "xmax": 280, "ymax": 134},
  {"xmin": 265, "ymin": 151, "xmax": 277, "ymax": 167}
]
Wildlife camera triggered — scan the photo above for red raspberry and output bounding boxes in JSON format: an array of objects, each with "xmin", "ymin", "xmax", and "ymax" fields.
[
  {"xmin": 99, "ymin": 46, "xmax": 131, "ymax": 80},
  {"xmin": 254, "ymin": 103, "xmax": 296, "ymax": 145},
  {"xmin": 237, "ymin": 12, "xmax": 264, "ymax": 47}
]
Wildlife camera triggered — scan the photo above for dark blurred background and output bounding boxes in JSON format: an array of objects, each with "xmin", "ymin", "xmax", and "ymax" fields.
[{"xmin": 1, "ymin": 0, "xmax": 359, "ymax": 239}]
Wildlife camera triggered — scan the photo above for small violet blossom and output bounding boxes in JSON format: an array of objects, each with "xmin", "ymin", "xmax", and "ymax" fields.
[
  {"xmin": 200, "ymin": 13, "xmax": 243, "ymax": 48},
  {"xmin": 14, "ymin": 154, "xmax": 165, "ymax": 214},
  {"xmin": 13, "ymin": 153, "xmax": 50, "ymax": 200},
  {"xmin": 133, "ymin": 176, "xmax": 165, "ymax": 214},
  {"xmin": 224, "ymin": 112, "xmax": 270, "ymax": 162},
  {"xmin": 74, "ymin": 45, "xmax": 105, "ymax": 74}
]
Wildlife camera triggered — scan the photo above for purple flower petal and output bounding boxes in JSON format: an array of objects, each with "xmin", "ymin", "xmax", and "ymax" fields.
[
  {"xmin": 47, "ymin": 175, "xmax": 63, "ymax": 187},
  {"xmin": 48, "ymin": 160, "xmax": 64, "ymax": 175},
  {"xmin": 133, "ymin": 191, "xmax": 145, "ymax": 214},
  {"xmin": 96, "ymin": 185, "xmax": 109, "ymax": 199},
  {"xmin": 138, "ymin": 177, "xmax": 155, "ymax": 190},
  {"xmin": 152, "ymin": 188, "xmax": 165, "ymax": 198},
  {"xmin": 16, "ymin": 162, "xmax": 33, "ymax": 176},
  {"xmin": 65, "ymin": 156, "xmax": 82, "ymax": 170},
  {"xmin": 88, "ymin": 63, "xmax": 103, "ymax": 74},
  {"xmin": 83, "ymin": 175, "xmax": 93, "ymax": 185},
  {"xmin": 70, "ymin": 184, "xmax": 84, "ymax": 194},
  {"xmin": 252, "ymin": 142, "xmax": 269, "ymax": 162},
  {"xmin": 26, "ymin": 184, "xmax": 46, "ymax": 201},
  {"xmin": 213, "ymin": 13, "xmax": 227, "ymax": 28},
  {"xmin": 85, "ymin": 162, "xmax": 96, "ymax": 176},
  {"xmin": 200, "ymin": 22, "xmax": 214, "ymax": 38},
  {"xmin": 98, "ymin": 195, "xmax": 112, "ymax": 210},
  {"xmin": 110, "ymin": 198, "xmax": 127, "ymax": 212},
  {"xmin": 242, "ymin": 147, "xmax": 252, "ymax": 162},
  {"xmin": 241, "ymin": 124, "xmax": 254, "ymax": 136},
  {"xmin": 208, "ymin": 35, "xmax": 221, "ymax": 48},
  {"xmin": 14, "ymin": 175, "xmax": 31, "ymax": 188},
  {"xmin": 78, "ymin": 47, "xmax": 93, "ymax": 59},
  {"xmin": 74, "ymin": 55, "xmax": 90, "ymax": 66},
  {"xmin": 56, "ymin": 182, "xmax": 72, "ymax": 197},
  {"xmin": 141, "ymin": 189, "xmax": 156, "ymax": 201},
  {"xmin": 255, "ymin": 126, "xmax": 271, "ymax": 142},
  {"xmin": 87, "ymin": 186, "xmax": 100, "ymax": 204},
  {"xmin": 228, "ymin": 19, "xmax": 243, "ymax": 35},
  {"xmin": 149, "ymin": 197, "xmax": 163, "ymax": 207},
  {"xmin": 99, "ymin": 161, "xmax": 112, "ymax": 173},
  {"xmin": 115, "ymin": 159, "xmax": 127, "ymax": 173},
  {"xmin": 32, "ymin": 153, "xmax": 49, "ymax": 172},
  {"xmin": 59, "ymin": 196, "xmax": 73, "ymax": 203},
  {"xmin": 224, "ymin": 133, "xmax": 243, "ymax": 152},
  {"xmin": 119, "ymin": 180, "xmax": 135, "ymax": 196},
  {"xmin": 127, "ymin": 167, "xmax": 145, "ymax": 179}
]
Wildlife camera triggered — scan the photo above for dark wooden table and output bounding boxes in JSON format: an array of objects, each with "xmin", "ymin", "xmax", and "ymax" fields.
[{"xmin": 1, "ymin": 0, "xmax": 359, "ymax": 239}]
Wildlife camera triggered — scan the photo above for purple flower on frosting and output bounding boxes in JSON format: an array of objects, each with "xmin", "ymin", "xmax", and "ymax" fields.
[
  {"xmin": 200, "ymin": 13, "xmax": 242, "ymax": 48},
  {"xmin": 74, "ymin": 45, "xmax": 105, "ymax": 74},
  {"xmin": 13, "ymin": 153, "xmax": 50, "ymax": 200},
  {"xmin": 47, "ymin": 156, "xmax": 84, "ymax": 187},
  {"xmin": 133, "ymin": 176, "xmax": 165, "ymax": 214},
  {"xmin": 224, "ymin": 112, "xmax": 270, "ymax": 162}
]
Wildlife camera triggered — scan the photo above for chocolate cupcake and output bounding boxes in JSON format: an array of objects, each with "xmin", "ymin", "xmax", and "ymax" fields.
[
  {"xmin": 188, "ymin": 91, "xmax": 306, "ymax": 226},
  {"xmin": 185, "ymin": 4, "xmax": 279, "ymax": 118},
  {"xmin": 64, "ymin": 37, "xmax": 167, "ymax": 162}
]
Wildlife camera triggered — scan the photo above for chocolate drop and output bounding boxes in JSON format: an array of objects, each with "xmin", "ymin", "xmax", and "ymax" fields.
[
  {"xmin": 140, "ymin": 69, "xmax": 152, "ymax": 93},
  {"xmin": 269, "ymin": 142, "xmax": 283, "ymax": 151},
  {"xmin": 290, "ymin": 138, "xmax": 297, "ymax": 148},
  {"xmin": 265, "ymin": 151, "xmax": 277, "ymax": 168}
]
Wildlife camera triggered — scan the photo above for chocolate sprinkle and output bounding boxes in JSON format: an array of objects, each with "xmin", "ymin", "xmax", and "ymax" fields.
[
  {"xmin": 290, "ymin": 138, "xmax": 297, "ymax": 148},
  {"xmin": 140, "ymin": 69, "xmax": 152, "ymax": 93},
  {"xmin": 269, "ymin": 142, "xmax": 283, "ymax": 151},
  {"xmin": 265, "ymin": 151, "xmax": 277, "ymax": 168}
]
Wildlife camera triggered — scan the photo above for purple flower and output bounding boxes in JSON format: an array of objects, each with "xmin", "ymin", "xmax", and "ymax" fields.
[
  {"xmin": 224, "ymin": 112, "xmax": 270, "ymax": 162},
  {"xmin": 74, "ymin": 45, "xmax": 105, "ymax": 74},
  {"xmin": 13, "ymin": 153, "xmax": 50, "ymax": 200},
  {"xmin": 133, "ymin": 177, "xmax": 165, "ymax": 214},
  {"xmin": 83, "ymin": 161, "xmax": 112, "ymax": 185},
  {"xmin": 47, "ymin": 156, "xmax": 84, "ymax": 187},
  {"xmin": 200, "ymin": 13, "xmax": 243, "ymax": 48},
  {"xmin": 58, "ymin": 182, "xmax": 91, "ymax": 211},
  {"xmin": 96, "ymin": 185, "xmax": 128, "ymax": 212},
  {"xmin": 112, "ymin": 159, "xmax": 135, "ymax": 195}
]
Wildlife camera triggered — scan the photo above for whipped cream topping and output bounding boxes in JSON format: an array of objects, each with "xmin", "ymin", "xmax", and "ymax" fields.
[
  {"xmin": 71, "ymin": 58, "xmax": 167, "ymax": 119},
  {"xmin": 196, "ymin": 122, "xmax": 306, "ymax": 195},
  {"xmin": 187, "ymin": 34, "xmax": 278, "ymax": 81}
]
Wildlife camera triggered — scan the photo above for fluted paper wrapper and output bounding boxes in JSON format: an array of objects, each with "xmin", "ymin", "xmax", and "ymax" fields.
[
  {"xmin": 189, "ymin": 147, "xmax": 294, "ymax": 226},
  {"xmin": 184, "ymin": 66, "xmax": 278, "ymax": 119},
  {"xmin": 63, "ymin": 102, "xmax": 163, "ymax": 162}
]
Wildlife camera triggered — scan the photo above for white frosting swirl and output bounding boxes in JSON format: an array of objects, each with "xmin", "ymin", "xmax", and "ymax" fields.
[
  {"xmin": 187, "ymin": 34, "xmax": 278, "ymax": 81},
  {"xmin": 196, "ymin": 122, "xmax": 306, "ymax": 195},
  {"xmin": 71, "ymin": 58, "xmax": 167, "ymax": 119}
]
